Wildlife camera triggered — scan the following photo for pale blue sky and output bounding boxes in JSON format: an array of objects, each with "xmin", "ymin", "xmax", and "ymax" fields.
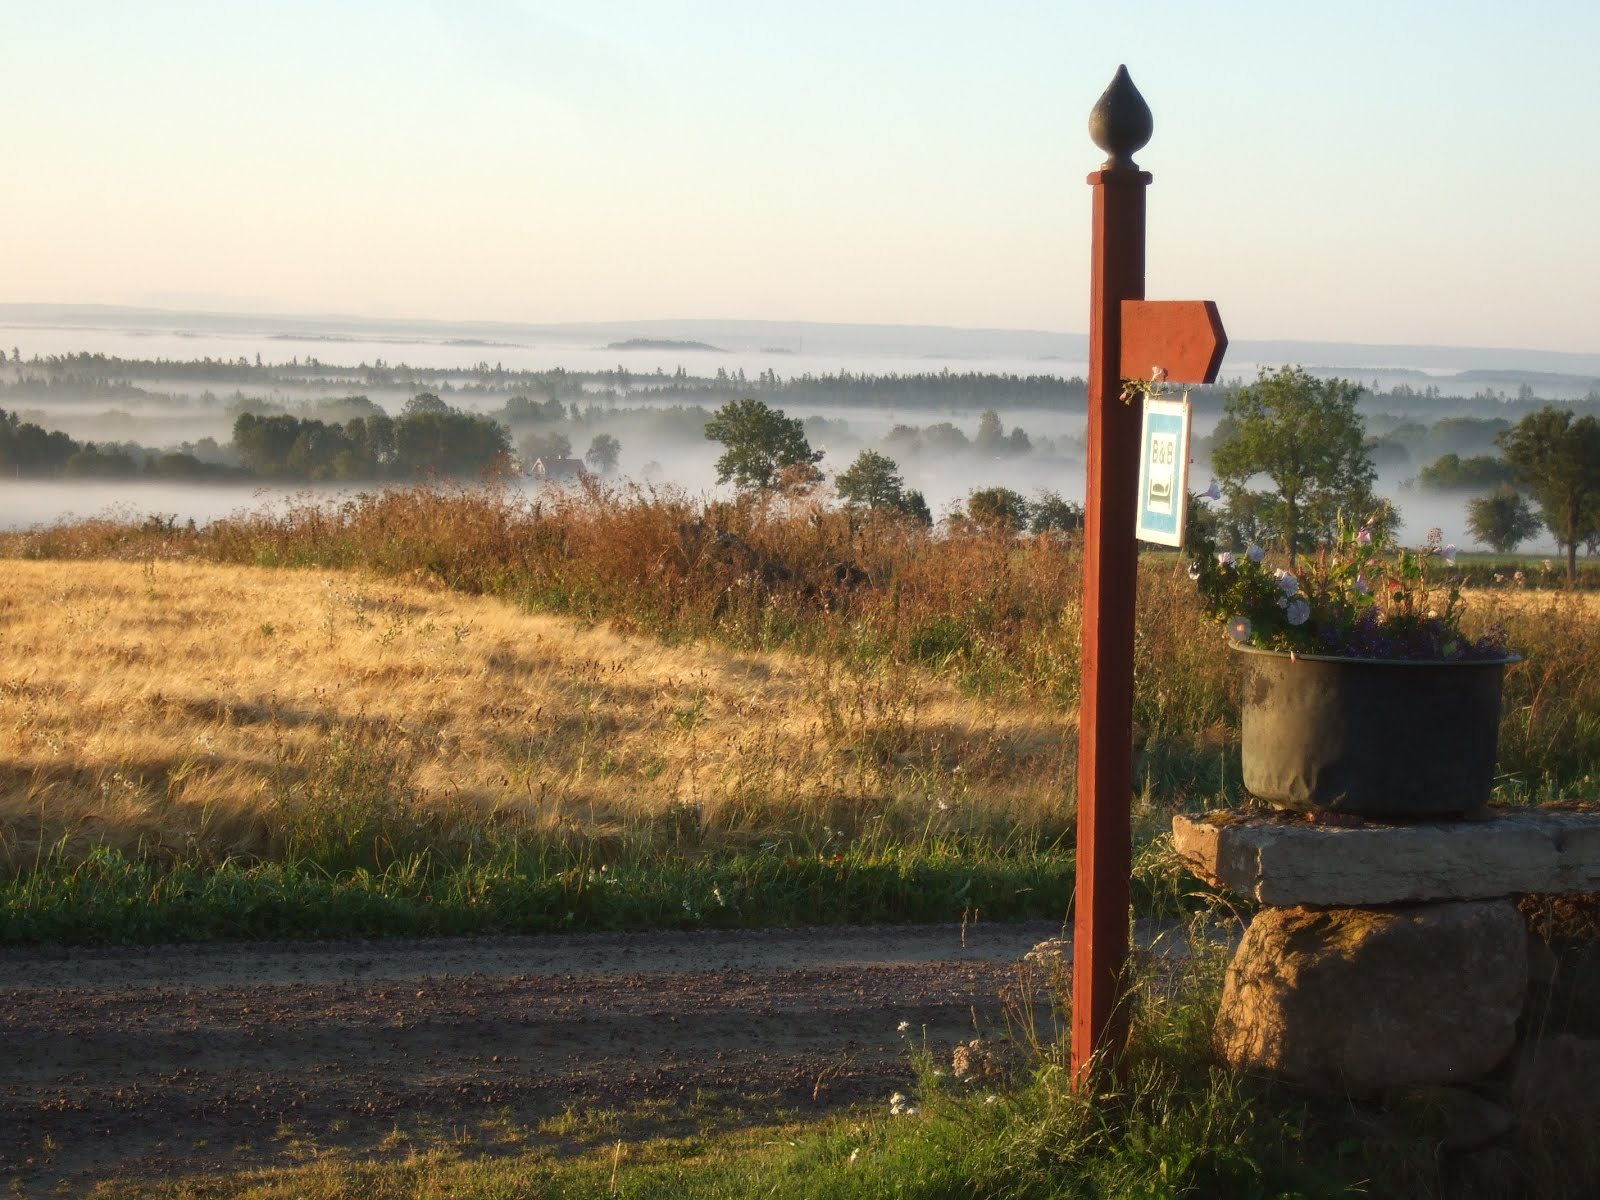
[{"xmin": 6, "ymin": 1, "xmax": 1597, "ymax": 350}]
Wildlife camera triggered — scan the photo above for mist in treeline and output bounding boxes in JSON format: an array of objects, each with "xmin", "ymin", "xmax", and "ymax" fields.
[{"xmin": 3, "ymin": 347, "xmax": 1597, "ymax": 550}]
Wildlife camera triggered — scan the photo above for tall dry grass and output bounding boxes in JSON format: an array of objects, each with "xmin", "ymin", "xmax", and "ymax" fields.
[
  {"xmin": 0, "ymin": 558, "xmax": 1072, "ymax": 871},
  {"xmin": 2, "ymin": 480, "xmax": 1595, "ymax": 851}
]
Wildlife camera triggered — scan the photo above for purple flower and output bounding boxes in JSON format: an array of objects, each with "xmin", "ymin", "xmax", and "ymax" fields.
[
  {"xmin": 1274, "ymin": 570, "xmax": 1300, "ymax": 597},
  {"xmin": 1227, "ymin": 616, "xmax": 1252, "ymax": 642},
  {"xmin": 1246, "ymin": 544, "xmax": 1265, "ymax": 563},
  {"xmin": 1355, "ymin": 574, "xmax": 1371, "ymax": 595},
  {"xmin": 1286, "ymin": 597, "xmax": 1311, "ymax": 626},
  {"xmin": 1200, "ymin": 481, "xmax": 1222, "ymax": 501},
  {"xmin": 1356, "ymin": 527, "xmax": 1373, "ymax": 546}
]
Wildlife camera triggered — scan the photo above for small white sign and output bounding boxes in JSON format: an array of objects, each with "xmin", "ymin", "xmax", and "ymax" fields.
[{"xmin": 1136, "ymin": 396, "xmax": 1192, "ymax": 547}]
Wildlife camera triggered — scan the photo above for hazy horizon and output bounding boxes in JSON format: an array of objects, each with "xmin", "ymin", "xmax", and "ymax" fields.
[{"xmin": 1, "ymin": 313, "xmax": 1583, "ymax": 555}]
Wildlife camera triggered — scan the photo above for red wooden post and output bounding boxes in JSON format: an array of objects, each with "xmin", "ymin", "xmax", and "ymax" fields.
[
  {"xmin": 1071, "ymin": 68, "xmax": 1227, "ymax": 1084},
  {"xmin": 1072, "ymin": 65, "xmax": 1151, "ymax": 1082}
]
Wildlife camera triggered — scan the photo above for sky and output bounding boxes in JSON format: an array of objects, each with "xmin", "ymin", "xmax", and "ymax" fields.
[{"xmin": 6, "ymin": 1, "xmax": 1598, "ymax": 352}]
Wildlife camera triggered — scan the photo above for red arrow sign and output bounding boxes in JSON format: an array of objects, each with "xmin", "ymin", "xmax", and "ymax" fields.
[{"xmin": 1119, "ymin": 299, "xmax": 1227, "ymax": 384}]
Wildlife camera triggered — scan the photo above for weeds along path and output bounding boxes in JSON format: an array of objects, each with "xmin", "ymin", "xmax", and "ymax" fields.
[{"xmin": 0, "ymin": 920, "xmax": 1111, "ymax": 1191}]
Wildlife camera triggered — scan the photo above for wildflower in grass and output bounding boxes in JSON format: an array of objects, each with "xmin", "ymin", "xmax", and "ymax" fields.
[
  {"xmin": 889, "ymin": 1092, "xmax": 918, "ymax": 1116},
  {"xmin": 897, "ymin": 1020, "xmax": 911, "ymax": 1034}
]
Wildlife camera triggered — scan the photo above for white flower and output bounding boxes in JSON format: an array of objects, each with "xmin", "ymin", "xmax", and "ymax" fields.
[
  {"xmin": 1216, "ymin": 551, "xmax": 1235, "ymax": 567},
  {"xmin": 897, "ymin": 1020, "xmax": 911, "ymax": 1034},
  {"xmin": 1442, "ymin": 544, "xmax": 1458, "ymax": 565},
  {"xmin": 1187, "ymin": 561, "xmax": 1202, "ymax": 581},
  {"xmin": 1247, "ymin": 544, "xmax": 1266, "ymax": 563},
  {"xmin": 849, "ymin": 1148, "xmax": 860, "ymax": 1164},
  {"xmin": 1286, "ymin": 597, "xmax": 1311, "ymax": 626},
  {"xmin": 985, "ymin": 1094, "xmax": 999, "ymax": 1105}
]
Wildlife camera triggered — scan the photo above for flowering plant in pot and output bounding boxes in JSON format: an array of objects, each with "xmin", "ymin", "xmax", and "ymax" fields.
[{"xmin": 1190, "ymin": 514, "xmax": 1519, "ymax": 819}]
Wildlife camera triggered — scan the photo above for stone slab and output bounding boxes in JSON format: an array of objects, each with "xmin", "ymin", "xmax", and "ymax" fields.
[{"xmin": 1173, "ymin": 806, "xmax": 1600, "ymax": 906}]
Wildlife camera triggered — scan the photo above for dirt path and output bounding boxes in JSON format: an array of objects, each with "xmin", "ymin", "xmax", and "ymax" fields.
[{"xmin": 0, "ymin": 920, "xmax": 1115, "ymax": 1192}]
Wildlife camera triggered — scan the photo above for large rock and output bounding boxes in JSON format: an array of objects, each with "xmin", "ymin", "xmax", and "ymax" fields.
[
  {"xmin": 1215, "ymin": 900, "xmax": 1526, "ymax": 1096},
  {"xmin": 1173, "ymin": 807, "xmax": 1600, "ymax": 906}
]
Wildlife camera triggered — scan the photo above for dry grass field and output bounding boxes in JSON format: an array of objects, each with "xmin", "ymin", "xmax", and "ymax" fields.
[{"xmin": 0, "ymin": 559, "xmax": 1073, "ymax": 871}]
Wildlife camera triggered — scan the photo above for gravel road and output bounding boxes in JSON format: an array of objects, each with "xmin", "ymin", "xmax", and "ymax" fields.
[{"xmin": 1, "ymin": 920, "xmax": 1088, "ymax": 1191}]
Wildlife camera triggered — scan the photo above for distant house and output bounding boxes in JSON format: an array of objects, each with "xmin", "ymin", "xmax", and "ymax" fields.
[{"xmin": 531, "ymin": 456, "xmax": 589, "ymax": 482}]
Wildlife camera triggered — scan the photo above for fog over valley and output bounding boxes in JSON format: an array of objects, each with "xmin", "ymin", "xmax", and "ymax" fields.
[{"xmin": 4, "ymin": 308, "xmax": 1598, "ymax": 556}]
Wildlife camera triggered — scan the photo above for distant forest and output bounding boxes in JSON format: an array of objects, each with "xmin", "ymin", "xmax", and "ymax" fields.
[{"xmin": 3, "ymin": 350, "xmax": 1599, "ymax": 485}]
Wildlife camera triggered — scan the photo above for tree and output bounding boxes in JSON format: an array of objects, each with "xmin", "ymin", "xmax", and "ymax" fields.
[
  {"xmin": 585, "ymin": 433, "xmax": 621, "ymax": 474},
  {"xmin": 1416, "ymin": 453, "xmax": 1516, "ymax": 491},
  {"xmin": 393, "ymin": 409, "xmax": 512, "ymax": 478},
  {"xmin": 1029, "ymin": 489, "xmax": 1084, "ymax": 535},
  {"xmin": 1466, "ymin": 485, "xmax": 1541, "ymax": 554},
  {"xmin": 835, "ymin": 449, "xmax": 931, "ymax": 525},
  {"xmin": 1211, "ymin": 366, "xmax": 1383, "ymax": 565},
  {"xmin": 835, "ymin": 449, "xmax": 906, "ymax": 509},
  {"xmin": 402, "ymin": 392, "xmax": 450, "ymax": 416},
  {"xmin": 974, "ymin": 409, "xmax": 1005, "ymax": 453},
  {"xmin": 519, "ymin": 430, "xmax": 572, "ymax": 463},
  {"xmin": 704, "ymin": 398, "xmax": 822, "ymax": 491},
  {"xmin": 1497, "ymin": 406, "xmax": 1600, "ymax": 579},
  {"xmin": 963, "ymin": 487, "xmax": 1030, "ymax": 534}
]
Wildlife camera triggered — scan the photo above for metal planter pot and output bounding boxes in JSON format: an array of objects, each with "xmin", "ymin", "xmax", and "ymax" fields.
[{"xmin": 1232, "ymin": 644, "xmax": 1520, "ymax": 819}]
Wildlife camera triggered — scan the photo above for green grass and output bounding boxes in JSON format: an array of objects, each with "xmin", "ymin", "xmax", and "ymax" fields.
[
  {"xmin": 0, "ymin": 826, "xmax": 1213, "ymax": 946},
  {"xmin": 0, "ymin": 838, "xmax": 1081, "ymax": 945}
]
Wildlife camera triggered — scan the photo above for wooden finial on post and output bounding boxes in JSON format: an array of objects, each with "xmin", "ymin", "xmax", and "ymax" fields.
[{"xmin": 1088, "ymin": 64, "xmax": 1153, "ymax": 170}]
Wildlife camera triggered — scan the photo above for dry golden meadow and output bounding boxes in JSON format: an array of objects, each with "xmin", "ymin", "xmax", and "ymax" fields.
[
  {"xmin": 1, "ymin": 484, "xmax": 1596, "ymax": 908},
  {"xmin": 0, "ymin": 557, "xmax": 1070, "ymax": 872}
]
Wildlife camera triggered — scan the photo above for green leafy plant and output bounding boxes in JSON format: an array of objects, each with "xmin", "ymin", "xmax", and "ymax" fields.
[{"xmin": 1192, "ymin": 514, "xmax": 1511, "ymax": 661}]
